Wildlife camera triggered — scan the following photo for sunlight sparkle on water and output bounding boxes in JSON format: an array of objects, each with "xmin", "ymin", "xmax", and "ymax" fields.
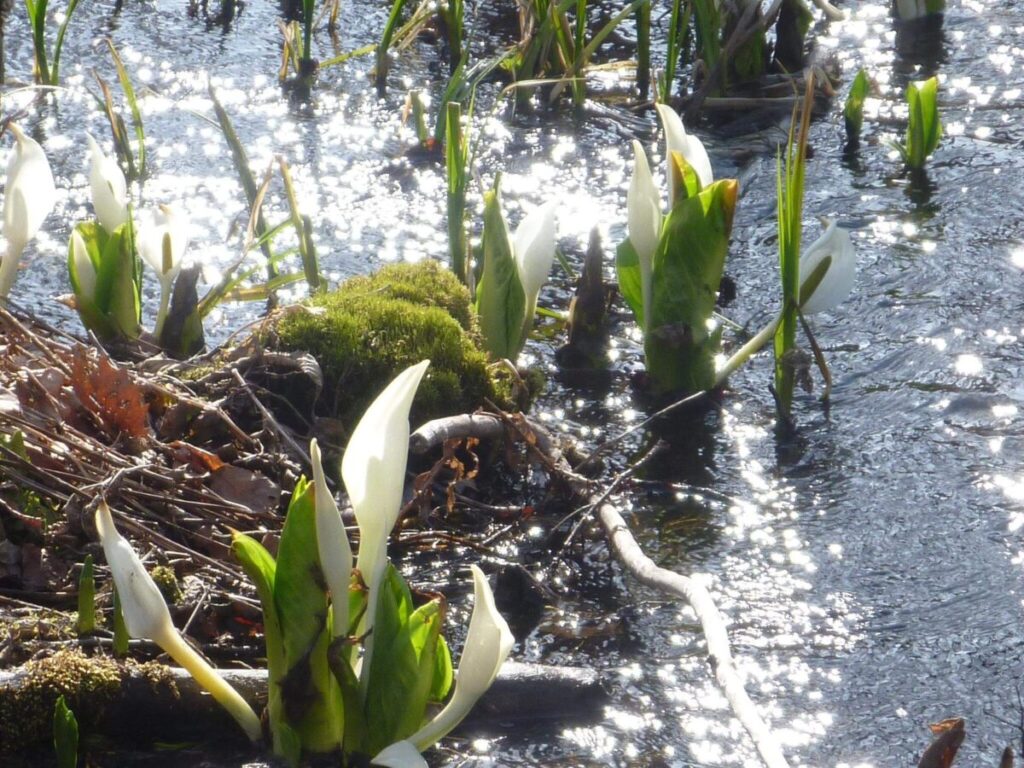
[{"xmin": 954, "ymin": 354, "xmax": 984, "ymax": 376}]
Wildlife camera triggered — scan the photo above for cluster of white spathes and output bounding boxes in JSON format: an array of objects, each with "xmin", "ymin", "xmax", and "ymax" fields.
[
  {"xmin": 96, "ymin": 360, "xmax": 513, "ymax": 765},
  {"xmin": 626, "ymin": 104, "xmax": 856, "ymax": 386},
  {"xmin": 80, "ymin": 136, "xmax": 189, "ymax": 337}
]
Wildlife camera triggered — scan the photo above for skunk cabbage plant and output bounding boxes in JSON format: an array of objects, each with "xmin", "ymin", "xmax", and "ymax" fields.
[
  {"xmin": 228, "ymin": 360, "xmax": 512, "ymax": 765},
  {"xmin": 899, "ymin": 76, "xmax": 942, "ymax": 169},
  {"xmin": 0, "ymin": 124, "xmax": 56, "ymax": 300},
  {"xmin": 618, "ymin": 106, "xmax": 738, "ymax": 395},
  {"xmin": 95, "ymin": 362, "xmax": 512, "ymax": 764},
  {"xmin": 94, "ymin": 501, "xmax": 262, "ymax": 741},
  {"xmin": 137, "ymin": 204, "xmax": 189, "ymax": 339},
  {"xmin": 371, "ymin": 563, "xmax": 515, "ymax": 765},
  {"xmin": 715, "ymin": 218, "xmax": 857, "ymax": 386},
  {"xmin": 475, "ymin": 179, "xmax": 557, "ymax": 360},
  {"xmin": 68, "ymin": 136, "xmax": 141, "ymax": 340}
]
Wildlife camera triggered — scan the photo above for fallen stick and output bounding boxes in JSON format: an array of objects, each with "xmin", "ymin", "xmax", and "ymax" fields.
[
  {"xmin": 0, "ymin": 652, "xmax": 605, "ymax": 752},
  {"xmin": 598, "ymin": 501, "xmax": 790, "ymax": 768}
]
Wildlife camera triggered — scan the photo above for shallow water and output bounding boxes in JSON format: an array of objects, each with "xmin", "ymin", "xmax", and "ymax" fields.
[{"xmin": 5, "ymin": 0, "xmax": 1024, "ymax": 766}]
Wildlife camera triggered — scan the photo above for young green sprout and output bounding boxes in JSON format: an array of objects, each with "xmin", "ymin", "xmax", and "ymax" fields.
[
  {"xmin": 475, "ymin": 181, "xmax": 558, "ymax": 361},
  {"xmin": 899, "ymin": 76, "xmax": 942, "ymax": 169}
]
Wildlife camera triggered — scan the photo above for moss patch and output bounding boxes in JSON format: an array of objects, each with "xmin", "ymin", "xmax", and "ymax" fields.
[
  {"xmin": 0, "ymin": 649, "xmax": 121, "ymax": 752},
  {"xmin": 273, "ymin": 261, "xmax": 503, "ymax": 429},
  {"xmin": 149, "ymin": 565, "xmax": 182, "ymax": 605}
]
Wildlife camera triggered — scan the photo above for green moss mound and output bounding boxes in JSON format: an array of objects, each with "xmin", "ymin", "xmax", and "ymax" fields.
[{"xmin": 274, "ymin": 261, "xmax": 500, "ymax": 429}]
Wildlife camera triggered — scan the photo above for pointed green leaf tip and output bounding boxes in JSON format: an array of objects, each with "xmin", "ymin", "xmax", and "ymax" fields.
[{"xmin": 844, "ymin": 69, "xmax": 869, "ymax": 146}]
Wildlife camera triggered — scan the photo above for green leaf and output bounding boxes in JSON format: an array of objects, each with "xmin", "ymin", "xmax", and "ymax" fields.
[
  {"xmin": 669, "ymin": 151, "xmax": 702, "ymax": 202},
  {"xmin": 231, "ymin": 533, "xmax": 284, "ymax": 676},
  {"xmin": 82, "ymin": 221, "xmax": 140, "ymax": 340},
  {"xmin": 614, "ymin": 238, "xmax": 644, "ymax": 326},
  {"xmin": 430, "ymin": 634, "xmax": 453, "ymax": 702},
  {"xmin": 475, "ymin": 180, "xmax": 526, "ymax": 360},
  {"xmin": 112, "ymin": 587, "xmax": 129, "ymax": 657},
  {"xmin": 0, "ymin": 430, "xmax": 28, "ymax": 461},
  {"xmin": 69, "ymin": 223, "xmax": 121, "ymax": 340},
  {"xmin": 904, "ymin": 76, "xmax": 942, "ymax": 169},
  {"xmin": 273, "ymin": 477, "xmax": 343, "ymax": 753},
  {"xmin": 53, "ymin": 695, "xmax": 79, "ymax": 768},
  {"xmin": 844, "ymin": 69, "xmax": 869, "ymax": 145},
  {"xmin": 644, "ymin": 178, "xmax": 737, "ymax": 394},
  {"xmin": 327, "ymin": 634, "xmax": 368, "ymax": 755},
  {"xmin": 363, "ymin": 565, "xmax": 443, "ymax": 753},
  {"xmin": 76, "ymin": 555, "xmax": 95, "ymax": 635}
]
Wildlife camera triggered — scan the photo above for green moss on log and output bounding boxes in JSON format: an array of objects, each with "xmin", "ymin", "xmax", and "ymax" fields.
[
  {"xmin": 273, "ymin": 261, "xmax": 504, "ymax": 428},
  {"xmin": 0, "ymin": 649, "xmax": 121, "ymax": 752}
]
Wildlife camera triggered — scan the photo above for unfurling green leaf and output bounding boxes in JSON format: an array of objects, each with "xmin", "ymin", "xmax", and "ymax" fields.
[
  {"xmin": 53, "ymin": 695, "xmax": 79, "ymax": 768},
  {"xmin": 475, "ymin": 179, "xmax": 526, "ymax": 360},
  {"xmin": 614, "ymin": 238, "xmax": 644, "ymax": 325},
  {"xmin": 77, "ymin": 555, "xmax": 96, "ymax": 635},
  {"xmin": 844, "ymin": 69, "xmax": 870, "ymax": 146},
  {"xmin": 273, "ymin": 477, "xmax": 343, "ymax": 753},
  {"xmin": 902, "ymin": 76, "xmax": 942, "ymax": 169}
]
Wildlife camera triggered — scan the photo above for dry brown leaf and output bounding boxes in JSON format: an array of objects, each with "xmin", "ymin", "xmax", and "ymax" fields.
[
  {"xmin": 209, "ymin": 464, "xmax": 280, "ymax": 517},
  {"xmin": 168, "ymin": 440, "xmax": 226, "ymax": 473},
  {"xmin": 918, "ymin": 717, "xmax": 965, "ymax": 768},
  {"xmin": 70, "ymin": 347, "xmax": 150, "ymax": 439}
]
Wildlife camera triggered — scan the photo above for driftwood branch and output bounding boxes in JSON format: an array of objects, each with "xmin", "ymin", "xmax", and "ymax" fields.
[
  {"xmin": 410, "ymin": 410, "xmax": 791, "ymax": 768},
  {"xmin": 598, "ymin": 501, "xmax": 790, "ymax": 768},
  {"xmin": 0, "ymin": 654, "xmax": 604, "ymax": 750}
]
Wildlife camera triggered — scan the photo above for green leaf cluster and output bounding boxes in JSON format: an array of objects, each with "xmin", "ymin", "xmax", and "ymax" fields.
[
  {"xmin": 232, "ymin": 479, "xmax": 452, "ymax": 763},
  {"xmin": 616, "ymin": 155, "xmax": 738, "ymax": 395},
  {"xmin": 67, "ymin": 222, "xmax": 141, "ymax": 341},
  {"xmin": 900, "ymin": 76, "xmax": 942, "ymax": 169},
  {"xmin": 773, "ymin": 77, "xmax": 814, "ymax": 422}
]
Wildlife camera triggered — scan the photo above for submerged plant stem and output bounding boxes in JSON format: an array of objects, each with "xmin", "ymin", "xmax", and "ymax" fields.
[{"xmin": 714, "ymin": 313, "xmax": 780, "ymax": 387}]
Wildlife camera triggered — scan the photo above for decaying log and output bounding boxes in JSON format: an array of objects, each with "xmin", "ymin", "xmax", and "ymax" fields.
[
  {"xmin": 0, "ymin": 654, "xmax": 605, "ymax": 750},
  {"xmin": 598, "ymin": 501, "xmax": 790, "ymax": 768}
]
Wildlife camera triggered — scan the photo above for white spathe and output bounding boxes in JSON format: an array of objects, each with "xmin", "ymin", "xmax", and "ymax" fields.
[
  {"xmin": 655, "ymin": 103, "xmax": 713, "ymax": 205},
  {"xmin": 312, "ymin": 438, "xmax": 353, "ymax": 639},
  {"xmin": 627, "ymin": 139, "xmax": 661, "ymax": 331},
  {"xmin": 70, "ymin": 229, "xmax": 97, "ymax": 301},
  {"xmin": 343, "ymin": 360, "xmax": 430, "ymax": 691},
  {"xmin": 371, "ymin": 740, "xmax": 428, "ymax": 768},
  {"xmin": 0, "ymin": 123, "xmax": 57, "ymax": 300},
  {"xmin": 86, "ymin": 133, "xmax": 130, "ymax": 234},
  {"xmin": 137, "ymin": 204, "xmax": 189, "ymax": 337},
  {"xmin": 798, "ymin": 219, "xmax": 856, "ymax": 315},
  {"xmin": 401, "ymin": 565, "xmax": 514, "ymax": 752},
  {"xmin": 512, "ymin": 200, "xmax": 557, "ymax": 348},
  {"xmin": 94, "ymin": 501, "xmax": 262, "ymax": 741}
]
